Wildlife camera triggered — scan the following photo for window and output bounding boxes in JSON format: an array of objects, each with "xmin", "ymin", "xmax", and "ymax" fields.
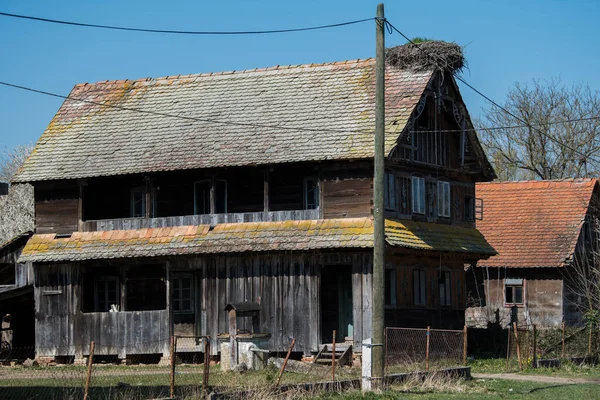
[
  {"xmin": 194, "ymin": 180, "xmax": 211, "ymax": 214},
  {"xmin": 439, "ymin": 270, "xmax": 451, "ymax": 307},
  {"xmin": 304, "ymin": 178, "xmax": 319, "ymax": 210},
  {"xmin": 437, "ymin": 181, "xmax": 451, "ymax": 218},
  {"xmin": 413, "ymin": 269, "xmax": 426, "ymax": 306},
  {"xmin": 505, "ymin": 278, "xmax": 524, "ymax": 305},
  {"xmin": 411, "ymin": 176, "xmax": 425, "ymax": 214},
  {"xmin": 94, "ymin": 277, "xmax": 120, "ymax": 312},
  {"xmin": 384, "ymin": 267, "xmax": 397, "ymax": 307},
  {"xmin": 131, "ymin": 188, "xmax": 146, "ymax": 218},
  {"xmin": 173, "ymin": 275, "xmax": 194, "ymax": 313},
  {"xmin": 384, "ymin": 172, "xmax": 397, "ymax": 211},
  {"xmin": 464, "ymin": 196, "xmax": 475, "ymax": 221}
]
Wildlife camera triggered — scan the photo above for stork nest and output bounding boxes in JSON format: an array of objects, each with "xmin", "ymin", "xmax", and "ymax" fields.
[{"xmin": 386, "ymin": 41, "xmax": 466, "ymax": 74}]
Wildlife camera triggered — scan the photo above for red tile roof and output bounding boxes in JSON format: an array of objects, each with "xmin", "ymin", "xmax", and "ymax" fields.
[{"xmin": 476, "ymin": 179, "xmax": 598, "ymax": 268}]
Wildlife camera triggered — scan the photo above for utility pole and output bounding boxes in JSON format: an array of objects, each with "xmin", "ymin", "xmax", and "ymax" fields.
[{"xmin": 372, "ymin": 2, "xmax": 386, "ymax": 387}]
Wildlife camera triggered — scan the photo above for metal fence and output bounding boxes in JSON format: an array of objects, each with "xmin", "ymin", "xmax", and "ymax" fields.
[
  {"xmin": 506, "ymin": 323, "xmax": 599, "ymax": 371},
  {"xmin": 384, "ymin": 327, "xmax": 467, "ymax": 374},
  {"xmin": 0, "ymin": 336, "xmax": 361, "ymax": 399}
]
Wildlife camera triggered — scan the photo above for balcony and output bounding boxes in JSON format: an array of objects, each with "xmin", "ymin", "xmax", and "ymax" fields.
[{"xmin": 80, "ymin": 209, "xmax": 321, "ymax": 232}]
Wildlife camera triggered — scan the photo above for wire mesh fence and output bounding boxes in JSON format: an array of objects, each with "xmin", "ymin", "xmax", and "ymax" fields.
[
  {"xmin": 0, "ymin": 335, "xmax": 363, "ymax": 399},
  {"xmin": 505, "ymin": 323, "xmax": 599, "ymax": 371},
  {"xmin": 384, "ymin": 327, "xmax": 466, "ymax": 374}
]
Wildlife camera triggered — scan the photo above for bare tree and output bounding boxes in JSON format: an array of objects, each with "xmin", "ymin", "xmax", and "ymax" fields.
[
  {"xmin": 478, "ymin": 78, "xmax": 600, "ymax": 181},
  {"xmin": 0, "ymin": 144, "xmax": 35, "ymax": 244},
  {"xmin": 0, "ymin": 143, "xmax": 34, "ymax": 182}
]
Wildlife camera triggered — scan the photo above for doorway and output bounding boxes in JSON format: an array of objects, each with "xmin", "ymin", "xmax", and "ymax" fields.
[{"xmin": 321, "ymin": 266, "xmax": 353, "ymax": 343}]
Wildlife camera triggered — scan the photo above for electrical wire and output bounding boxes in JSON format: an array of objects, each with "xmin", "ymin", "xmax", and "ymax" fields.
[
  {"xmin": 0, "ymin": 11, "xmax": 375, "ymax": 35},
  {"xmin": 384, "ymin": 19, "xmax": 600, "ymax": 164}
]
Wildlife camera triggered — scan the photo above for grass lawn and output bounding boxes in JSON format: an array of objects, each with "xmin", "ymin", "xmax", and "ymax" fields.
[
  {"xmin": 315, "ymin": 379, "xmax": 600, "ymax": 399},
  {"xmin": 469, "ymin": 357, "xmax": 600, "ymax": 379}
]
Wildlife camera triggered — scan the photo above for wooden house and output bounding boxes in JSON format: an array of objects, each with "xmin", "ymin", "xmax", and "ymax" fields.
[
  {"xmin": 14, "ymin": 56, "xmax": 496, "ymax": 362},
  {"xmin": 466, "ymin": 179, "xmax": 599, "ymax": 328}
]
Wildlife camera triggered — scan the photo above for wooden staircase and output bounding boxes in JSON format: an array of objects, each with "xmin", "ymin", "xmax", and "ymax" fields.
[{"xmin": 313, "ymin": 343, "xmax": 353, "ymax": 367}]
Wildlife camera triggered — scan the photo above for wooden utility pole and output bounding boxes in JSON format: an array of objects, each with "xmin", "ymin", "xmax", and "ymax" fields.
[{"xmin": 372, "ymin": 2, "xmax": 386, "ymax": 387}]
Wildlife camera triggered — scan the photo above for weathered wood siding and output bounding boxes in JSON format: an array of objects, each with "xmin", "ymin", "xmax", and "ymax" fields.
[
  {"xmin": 0, "ymin": 236, "xmax": 33, "ymax": 292},
  {"xmin": 322, "ymin": 178, "xmax": 372, "ymax": 219},
  {"xmin": 171, "ymin": 252, "xmax": 373, "ymax": 355},
  {"xmin": 35, "ymin": 183, "xmax": 79, "ymax": 235},
  {"xmin": 34, "ymin": 264, "xmax": 168, "ymax": 357},
  {"xmin": 468, "ymin": 267, "xmax": 564, "ymax": 328}
]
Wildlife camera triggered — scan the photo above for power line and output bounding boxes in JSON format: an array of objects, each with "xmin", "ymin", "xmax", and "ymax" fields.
[
  {"xmin": 0, "ymin": 11, "xmax": 374, "ymax": 35},
  {"xmin": 384, "ymin": 19, "xmax": 600, "ymax": 164}
]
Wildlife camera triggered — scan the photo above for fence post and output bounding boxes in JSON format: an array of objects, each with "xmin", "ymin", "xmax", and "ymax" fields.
[
  {"xmin": 506, "ymin": 325, "xmax": 511, "ymax": 371},
  {"xmin": 562, "ymin": 321, "xmax": 566, "ymax": 359},
  {"xmin": 170, "ymin": 335, "xmax": 176, "ymax": 399},
  {"xmin": 425, "ymin": 326, "xmax": 430, "ymax": 372},
  {"xmin": 332, "ymin": 330, "xmax": 336, "ymax": 381},
  {"xmin": 532, "ymin": 325, "xmax": 537, "ymax": 369},
  {"xmin": 276, "ymin": 338, "xmax": 296, "ymax": 386},
  {"xmin": 513, "ymin": 322, "xmax": 522, "ymax": 371},
  {"xmin": 83, "ymin": 341, "xmax": 95, "ymax": 400},
  {"xmin": 463, "ymin": 325, "xmax": 468, "ymax": 366},
  {"xmin": 203, "ymin": 337, "xmax": 210, "ymax": 395}
]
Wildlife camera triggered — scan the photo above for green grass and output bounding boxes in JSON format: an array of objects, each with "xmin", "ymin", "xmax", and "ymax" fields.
[
  {"xmin": 314, "ymin": 379, "xmax": 600, "ymax": 399},
  {"xmin": 469, "ymin": 357, "xmax": 600, "ymax": 378}
]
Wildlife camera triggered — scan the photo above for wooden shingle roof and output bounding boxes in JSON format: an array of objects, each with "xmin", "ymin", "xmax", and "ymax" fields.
[
  {"xmin": 19, "ymin": 218, "xmax": 495, "ymax": 263},
  {"xmin": 14, "ymin": 59, "xmax": 433, "ymax": 183},
  {"xmin": 476, "ymin": 179, "xmax": 598, "ymax": 268}
]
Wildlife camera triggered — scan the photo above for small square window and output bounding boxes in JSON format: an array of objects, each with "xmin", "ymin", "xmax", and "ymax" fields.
[
  {"xmin": 173, "ymin": 275, "xmax": 194, "ymax": 314},
  {"xmin": 505, "ymin": 279, "xmax": 524, "ymax": 305}
]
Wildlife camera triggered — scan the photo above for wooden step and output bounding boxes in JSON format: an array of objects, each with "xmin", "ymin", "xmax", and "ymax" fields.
[{"xmin": 313, "ymin": 344, "xmax": 353, "ymax": 366}]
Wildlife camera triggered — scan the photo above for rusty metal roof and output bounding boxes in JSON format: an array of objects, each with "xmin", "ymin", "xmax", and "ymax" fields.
[
  {"xmin": 476, "ymin": 179, "xmax": 598, "ymax": 268},
  {"xmin": 19, "ymin": 218, "xmax": 494, "ymax": 263},
  {"xmin": 13, "ymin": 59, "xmax": 433, "ymax": 183}
]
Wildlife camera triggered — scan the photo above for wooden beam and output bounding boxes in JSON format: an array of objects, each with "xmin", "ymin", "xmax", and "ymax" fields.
[
  {"xmin": 210, "ymin": 174, "xmax": 216, "ymax": 214},
  {"xmin": 263, "ymin": 169, "xmax": 270, "ymax": 215}
]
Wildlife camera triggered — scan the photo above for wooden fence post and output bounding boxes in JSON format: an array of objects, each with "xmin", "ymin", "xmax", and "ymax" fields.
[
  {"xmin": 505, "ymin": 325, "xmax": 511, "ymax": 371},
  {"xmin": 332, "ymin": 330, "xmax": 336, "ymax": 381},
  {"xmin": 83, "ymin": 341, "xmax": 95, "ymax": 400},
  {"xmin": 562, "ymin": 321, "xmax": 566, "ymax": 359},
  {"xmin": 513, "ymin": 322, "xmax": 522, "ymax": 371},
  {"xmin": 463, "ymin": 325, "xmax": 468, "ymax": 366},
  {"xmin": 170, "ymin": 335, "xmax": 176, "ymax": 399},
  {"xmin": 425, "ymin": 326, "xmax": 430, "ymax": 372},
  {"xmin": 532, "ymin": 325, "xmax": 537, "ymax": 369},
  {"xmin": 203, "ymin": 338, "xmax": 210, "ymax": 395},
  {"xmin": 276, "ymin": 338, "xmax": 296, "ymax": 386}
]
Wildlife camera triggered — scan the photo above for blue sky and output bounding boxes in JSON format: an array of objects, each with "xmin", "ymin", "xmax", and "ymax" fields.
[{"xmin": 0, "ymin": 0, "xmax": 599, "ymax": 150}]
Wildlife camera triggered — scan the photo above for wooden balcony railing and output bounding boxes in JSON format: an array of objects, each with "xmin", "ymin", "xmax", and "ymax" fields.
[{"xmin": 80, "ymin": 209, "xmax": 321, "ymax": 232}]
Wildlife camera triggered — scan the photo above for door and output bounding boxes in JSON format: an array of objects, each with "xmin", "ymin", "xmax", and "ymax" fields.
[{"xmin": 321, "ymin": 266, "xmax": 353, "ymax": 343}]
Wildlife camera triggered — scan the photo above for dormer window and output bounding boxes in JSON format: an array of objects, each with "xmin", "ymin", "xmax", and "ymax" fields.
[
  {"xmin": 411, "ymin": 176, "xmax": 425, "ymax": 214},
  {"xmin": 437, "ymin": 181, "xmax": 451, "ymax": 218}
]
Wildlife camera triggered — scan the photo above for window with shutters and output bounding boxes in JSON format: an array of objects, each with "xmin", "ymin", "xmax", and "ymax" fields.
[
  {"xmin": 412, "ymin": 176, "xmax": 425, "ymax": 215},
  {"xmin": 437, "ymin": 181, "xmax": 451, "ymax": 218},
  {"xmin": 384, "ymin": 171, "xmax": 397, "ymax": 211}
]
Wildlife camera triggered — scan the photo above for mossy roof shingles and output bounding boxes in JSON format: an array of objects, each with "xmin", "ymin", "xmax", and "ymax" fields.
[
  {"xmin": 19, "ymin": 218, "xmax": 495, "ymax": 263},
  {"xmin": 14, "ymin": 60, "xmax": 433, "ymax": 183}
]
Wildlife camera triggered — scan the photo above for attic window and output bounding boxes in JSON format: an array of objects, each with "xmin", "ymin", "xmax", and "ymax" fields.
[{"xmin": 303, "ymin": 178, "xmax": 319, "ymax": 210}]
